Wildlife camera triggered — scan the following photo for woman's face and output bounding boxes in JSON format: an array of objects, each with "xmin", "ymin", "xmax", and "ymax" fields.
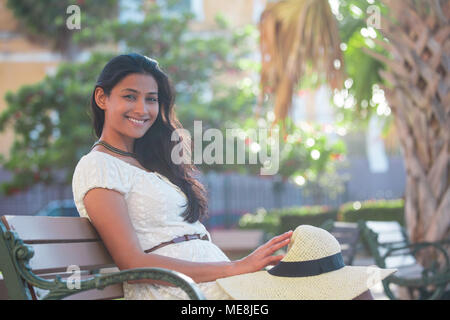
[{"xmin": 95, "ymin": 73, "xmax": 159, "ymax": 139}]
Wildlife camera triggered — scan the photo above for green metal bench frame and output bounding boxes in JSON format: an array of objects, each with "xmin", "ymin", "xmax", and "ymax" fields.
[
  {"xmin": 358, "ymin": 220, "xmax": 450, "ymax": 300},
  {"xmin": 0, "ymin": 218, "xmax": 205, "ymax": 300}
]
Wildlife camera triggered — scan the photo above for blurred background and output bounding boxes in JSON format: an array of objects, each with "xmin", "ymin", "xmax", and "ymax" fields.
[{"xmin": 0, "ymin": 0, "xmax": 448, "ymax": 299}]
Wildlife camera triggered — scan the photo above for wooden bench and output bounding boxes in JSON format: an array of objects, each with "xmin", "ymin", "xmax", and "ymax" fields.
[
  {"xmin": 0, "ymin": 215, "xmax": 205, "ymax": 300},
  {"xmin": 359, "ymin": 220, "xmax": 450, "ymax": 300},
  {"xmin": 320, "ymin": 220, "xmax": 361, "ymax": 265}
]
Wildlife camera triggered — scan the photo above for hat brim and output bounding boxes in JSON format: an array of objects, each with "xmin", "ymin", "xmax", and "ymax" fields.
[{"xmin": 216, "ymin": 266, "xmax": 397, "ymax": 300}]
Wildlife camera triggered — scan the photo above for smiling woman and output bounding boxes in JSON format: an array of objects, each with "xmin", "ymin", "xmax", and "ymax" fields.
[
  {"xmin": 72, "ymin": 52, "xmax": 294, "ymax": 300},
  {"xmin": 88, "ymin": 53, "xmax": 214, "ymax": 224},
  {"xmin": 72, "ymin": 53, "xmax": 384, "ymax": 300}
]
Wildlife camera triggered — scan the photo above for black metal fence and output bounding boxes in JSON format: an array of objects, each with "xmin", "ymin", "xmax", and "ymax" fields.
[
  {"xmin": 0, "ymin": 155, "xmax": 407, "ymax": 229},
  {"xmin": 199, "ymin": 171, "xmax": 347, "ymax": 229},
  {"xmin": 0, "ymin": 171, "xmax": 344, "ymax": 224}
]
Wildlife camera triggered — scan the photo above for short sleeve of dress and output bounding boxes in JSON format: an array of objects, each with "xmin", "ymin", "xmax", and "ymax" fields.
[{"xmin": 72, "ymin": 152, "xmax": 133, "ymax": 220}]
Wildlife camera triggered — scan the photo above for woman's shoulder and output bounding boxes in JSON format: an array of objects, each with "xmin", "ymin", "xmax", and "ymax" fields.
[
  {"xmin": 72, "ymin": 151, "xmax": 134, "ymax": 200},
  {"xmin": 74, "ymin": 151, "xmax": 109, "ymax": 171},
  {"xmin": 72, "ymin": 151, "xmax": 135, "ymax": 219},
  {"xmin": 73, "ymin": 150, "xmax": 135, "ymax": 184},
  {"xmin": 76, "ymin": 150, "xmax": 126, "ymax": 170}
]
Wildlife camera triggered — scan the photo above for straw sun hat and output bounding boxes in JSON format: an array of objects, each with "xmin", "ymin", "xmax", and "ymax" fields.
[{"xmin": 216, "ymin": 225, "xmax": 397, "ymax": 300}]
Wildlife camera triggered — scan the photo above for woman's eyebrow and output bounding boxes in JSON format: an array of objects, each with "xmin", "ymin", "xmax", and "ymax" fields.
[{"xmin": 121, "ymin": 88, "xmax": 158, "ymax": 94}]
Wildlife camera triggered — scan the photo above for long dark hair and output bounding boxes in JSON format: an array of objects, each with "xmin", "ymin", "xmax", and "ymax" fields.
[{"xmin": 90, "ymin": 53, "xmax": 208, "ymax": 223}]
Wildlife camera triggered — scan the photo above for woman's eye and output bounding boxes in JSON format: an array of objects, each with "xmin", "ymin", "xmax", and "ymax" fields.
[{"xmin": 124, "ymin": 95, "xmax": 157, "ymax": 102}]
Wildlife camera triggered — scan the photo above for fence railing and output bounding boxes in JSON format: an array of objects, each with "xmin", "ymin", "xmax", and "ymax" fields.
[
  {"xmin": 0, "ymin": 155, "xmax": 407, "ymax": 228},
  {"xmin": 199, "ymin": 172, "xmax": 347, "ymax": 228},
  {"xmin": 0, "ymin": 171, "xmax": 346, "ymax": 229}
]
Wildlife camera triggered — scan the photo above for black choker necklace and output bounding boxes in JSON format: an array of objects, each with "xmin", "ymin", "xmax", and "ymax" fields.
[{"xmin": 91, "ymin": 140, "xmax": 138, "ymax": 159}]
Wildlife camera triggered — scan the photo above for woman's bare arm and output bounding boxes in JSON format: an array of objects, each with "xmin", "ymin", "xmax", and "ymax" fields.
[{"xmin": 83, "ymin": 188, "xmax": 292, "ymax": 285}]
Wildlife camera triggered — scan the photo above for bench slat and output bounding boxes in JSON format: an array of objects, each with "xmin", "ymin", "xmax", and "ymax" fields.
[
  {"xmin": 332, "ymin": 226, "xmax": 360, "ymax": 233},
  {"xmin": 366, "ymin": 221, "xmax": 404, "ymax": 233},
  {"xmin": 29, "ymin": 242, "xmax": 115, "ymax": 274},
  {"xmin": 1, "ymin": 215, "xmax": 100, "ymax": 243},
  {"xmin": 326, "ymin": 222, "xmax": 360, "ymax": 265},
  {"xmin": 332, "ymin": 233, "xmax": 360, "ymax": 244},
  {"xmin": 394, "ymin": 264, "xmax": 425, "ymax": 279}
]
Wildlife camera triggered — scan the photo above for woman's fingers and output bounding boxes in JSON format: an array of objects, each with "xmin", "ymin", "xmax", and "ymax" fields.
[
  {"xmin": 246, "ymin": 231, "xmax": 293, "ymax": 271},
  {"xmin": 256, "ymin": 232, "xmax": 292, "ymax": 265},
  {"xmin": 264, "ymin": 238, "xmax": 290, "ymax": 257},
  {"xmin": 267, "ymin": 231, "xmax": 292, "ymax": 251},
  {"xmin": 265, "ymin": 230, "xmax": 293, "ymax": 247},
  {"xmin": 267, "ymin": 254, "xmax": 285, "ymax": 265}
]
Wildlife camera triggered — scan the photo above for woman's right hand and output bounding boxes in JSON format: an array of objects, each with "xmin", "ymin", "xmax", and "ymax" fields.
[{"xmin": 233, "ymin": 230, "xmax": 293, "ymax": 275}]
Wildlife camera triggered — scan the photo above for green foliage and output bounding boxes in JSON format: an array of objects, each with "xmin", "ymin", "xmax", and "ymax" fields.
[
  {"xmin": 196, "ymin": 115, "xmax": 348, "ymax": 197},
  {"xmin": 280, "ymin": 211, "xmax": 338, "ymax": 233},
  {"xmin": 338, "ymin": 199, "xmax": 405, "ymax": 225},
  {"xmin": 276, "ymin": 117, "xmax": 346, "ymax": 181},
  {"xmin": 0, "ymin": 0, "xmax": 347, "ymax": 197},
  {"xmin": 239, "ymin": 208, "xmax": 281, "ymax": 236},
  {"xmin": 261, "ymin": 117, "xmax": 347, "ymax": 199},
  {"xmin": 0, "ymin": 1, "xmax": 261, "ymax": 194},
  {"xmin": 0, "ymin": 52, "xmax": 116, "ymax": 194},
  {"xmin": 332, "ymin": 0, "xmax": 392, "ymax": 128},
  {"xmin": 73, "ymin": 2, "xmax": 260, "ymax": 134},
  {"xmin": 6, "ymin": 0, "xmax": 118, "ymax": 53}
]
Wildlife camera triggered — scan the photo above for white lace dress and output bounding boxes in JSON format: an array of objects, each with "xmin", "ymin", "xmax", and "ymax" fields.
[{"xmin": 72, "ymin": 150, "xmax": 233, "ymax": 300}]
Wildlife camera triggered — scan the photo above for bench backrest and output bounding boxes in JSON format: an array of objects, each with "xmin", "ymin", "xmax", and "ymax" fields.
[
  {"xmin": 0, "ymin": 215, "xmax": 123, "ymax": 300},
  {"xmin": 324, "ymin": 221, "xmax": 361, "ymax": 265},
  {"xmin": 365, "ymin": 221, "xmax": 408, "ymax": 245},
  {"xmin": 364, "ymin": 220, "xmax": 418, "ymax": 269}
]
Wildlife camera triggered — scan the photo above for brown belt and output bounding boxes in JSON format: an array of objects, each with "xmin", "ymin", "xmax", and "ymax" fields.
[{"xmin": 144, "ymin": 233, "xmax": 209, "ymax": 253}]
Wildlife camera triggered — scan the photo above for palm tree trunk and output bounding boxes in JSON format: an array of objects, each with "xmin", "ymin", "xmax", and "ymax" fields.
[{"xmin": 365, "ymin": 0, "xmax": 450, "ymax": 266}]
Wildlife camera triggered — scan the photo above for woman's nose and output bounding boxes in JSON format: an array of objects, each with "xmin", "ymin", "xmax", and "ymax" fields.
[{"xmin": 136, "ymin": 97, "xmax": 148, "ymax": 113}]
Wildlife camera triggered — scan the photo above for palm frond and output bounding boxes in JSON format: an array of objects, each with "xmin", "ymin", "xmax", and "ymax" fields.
[{"xmin": 259, "ymin": 0, "xmax": 345, "ymax": 123}]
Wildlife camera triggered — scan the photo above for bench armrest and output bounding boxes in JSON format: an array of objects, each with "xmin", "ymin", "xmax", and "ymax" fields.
[
  {"xmin": 3, "ymin": 228, "xmax": 205, "ymax": 300},
  {"xmin": 382, "ymin": 241, "xmax": 450, "ymax": 281},
  {"xmin": 358, "ymin": 221, "xmax": 450, "ymax": 299},
  {"xmin": 41, "ymin": 267, "xmax": 206, "ymax": 300},
  {"xmin": 383, "ymin": 241, "xmax": 450, "ymax": 264}
]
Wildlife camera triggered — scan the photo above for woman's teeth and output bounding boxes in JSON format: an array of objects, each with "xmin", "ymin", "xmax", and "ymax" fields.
[{"xmin": 127, "ymin": 117, "xmax": 147, "ymax": 124}]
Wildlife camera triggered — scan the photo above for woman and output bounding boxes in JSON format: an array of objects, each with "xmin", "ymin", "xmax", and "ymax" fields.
[
  {"xmin": 72, "ymin": 53, "xmax": 387, "ymax": 300},
  {"xmin": 72, "ymin": 53, "xmax": 292, "ymax": 300}
]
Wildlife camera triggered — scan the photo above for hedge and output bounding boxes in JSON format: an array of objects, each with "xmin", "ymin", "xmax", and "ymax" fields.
[
  {"xmin": 239, "ymin": 205, "xmax": 337, "ymax": 237},
  {"xmin": 338, "ymin": 199, "xmax": 405, "ymax": 226},
  {"xmin": 280, "ymin": 211, "xmax": 338, "ymax": 233},
  {"xmin": 238, "ymin": 199, "xmax": 405, "ymax": 237}
]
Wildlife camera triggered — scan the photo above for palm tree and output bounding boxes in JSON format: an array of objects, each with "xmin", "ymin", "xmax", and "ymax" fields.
[
  {"xmin": 362, "ymin": 0, "xmax": 449, "ymax": 259},
  {"xmin": 258, "ymin": 0, "xmax": 449, "ymax": 265}
]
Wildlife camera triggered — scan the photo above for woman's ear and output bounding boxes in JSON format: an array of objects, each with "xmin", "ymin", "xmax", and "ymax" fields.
[{"xmin": 94, "ymin": 87, "xmax": 108, "ymax": 110}]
